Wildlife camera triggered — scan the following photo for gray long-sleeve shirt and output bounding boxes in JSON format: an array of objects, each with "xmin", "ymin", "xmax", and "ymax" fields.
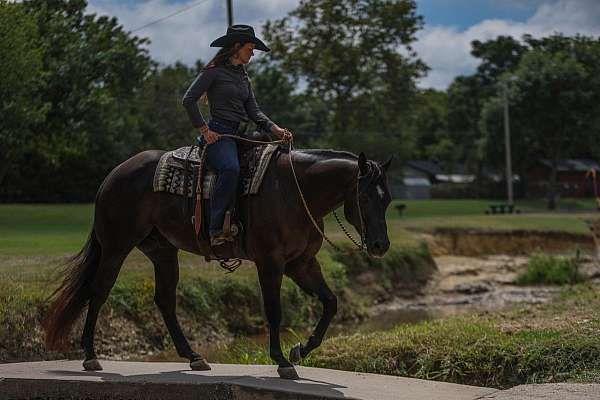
[{"xmin": 181, "ymin": 63, "xmax": 274, "ymax": 132}]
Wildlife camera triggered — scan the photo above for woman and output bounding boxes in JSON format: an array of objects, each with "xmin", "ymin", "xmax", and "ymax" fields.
[{"xmin": 182, "ymin": 24, "xmax": 292, "ymax": 246}]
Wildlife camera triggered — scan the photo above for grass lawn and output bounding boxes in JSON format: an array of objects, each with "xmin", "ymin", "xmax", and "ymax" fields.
[
  {"xmin": 393, "ymin": 198, "xmax": 598, "ymax": 219},
  {"xmin": 389, "ymin": 199, "xmax": 597, "ymax": 236},
  {"xmin": 1, "ymin": 199, "xmax": 598, "ymax": 256},
  {"xmin": 0, "ymin": 204, "xmax": 93, "ymax": 257}
]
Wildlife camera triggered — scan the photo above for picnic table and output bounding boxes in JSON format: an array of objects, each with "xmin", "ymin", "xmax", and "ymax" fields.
[{"xmin": 486, "ymin": 204, "xmax": 519, "ymax": 214}]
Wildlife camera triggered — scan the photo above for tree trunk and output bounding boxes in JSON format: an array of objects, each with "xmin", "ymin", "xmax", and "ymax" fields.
[
  {"xmin": 547, "ymin": 159, "xmax": 558, "ymax": 210},
  {"xmin": 0, "ymin": 150, "xmax": 11, "ymax": 187}
]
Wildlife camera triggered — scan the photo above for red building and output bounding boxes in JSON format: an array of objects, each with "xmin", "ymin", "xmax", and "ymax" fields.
[{"xmin": 526, "ymin": 159, "xmax": 600, "ymax": 197}]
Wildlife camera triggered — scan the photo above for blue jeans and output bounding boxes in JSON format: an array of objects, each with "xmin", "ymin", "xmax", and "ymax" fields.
[{"xmin": 202, "ymin": 119, "xmax": 240, "ymax": 237}]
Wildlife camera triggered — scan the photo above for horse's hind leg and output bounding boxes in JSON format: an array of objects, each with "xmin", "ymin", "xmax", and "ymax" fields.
[
  {"xmin": 285, "ymin": 256, "xmax": 337, "ymax": 364},
  {"xmin": 138, "ymin": 232, "xmax": 210, "ymax": 371},
  {"xmin": 81, "ymin": 249, "xmax": 130, "ymax": 370}
]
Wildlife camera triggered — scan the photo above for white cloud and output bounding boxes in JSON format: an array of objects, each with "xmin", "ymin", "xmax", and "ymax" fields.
[
  {"xmin": 528, "ymin": 0, "xmax": 600, "ymax": 34},
  {"xmin": 415, "ymin": 0, "xmax": 600, "ymax": 89},
  {"xmin": 87, "ymin": 1, "xmax": 600, "ymax": 90},
  {"xmin": 86, "ymin": 0, "xmax": 297, "ymax": 67}
]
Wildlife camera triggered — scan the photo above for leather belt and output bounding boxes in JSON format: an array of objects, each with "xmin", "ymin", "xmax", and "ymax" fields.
[{"xmin": 210, "ymin": 117, "xmax": 248, "ymax": 134}]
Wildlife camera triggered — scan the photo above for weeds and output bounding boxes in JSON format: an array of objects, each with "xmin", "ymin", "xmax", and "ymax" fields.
[{"xmin": 517, "ymin": 254, "xmax": 583, "ymax": 285}]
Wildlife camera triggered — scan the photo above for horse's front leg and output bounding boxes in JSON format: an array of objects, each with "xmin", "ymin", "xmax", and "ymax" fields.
[
  {"xmin": 285, "ymin": 257, "xmax": 337, "ymax": 363},
  {"xmin": 256, "ymin": 257, "xmax": 298, "ymax": 380}
]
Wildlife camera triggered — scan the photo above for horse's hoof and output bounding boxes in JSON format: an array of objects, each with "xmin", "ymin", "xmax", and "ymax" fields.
[
  {"xmin": 289, "ymin": 343, "xmax": 303, "ymax": 365},
  {"xmin": 190, "ymin": 358, "xmax": 211, "ymax": 371},
  {"xmin": 277, "ymin": 366, "xmax": 299, "ymax": 380},
  {"xmin": 83, "ymin": 359, "xmax": 103, "ymax": 371}
]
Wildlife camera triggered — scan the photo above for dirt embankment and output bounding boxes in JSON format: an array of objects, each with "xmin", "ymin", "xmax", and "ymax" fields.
[
  {"xmin": 377, "ymin": 228, "xmax": 600, "ymax": 316},
  {"xmin": 424, "ymin": 228, "xmax": 594, "ymax": 257},
  {"xmin": 0, "ymin": 245, "xmax": 438, "ymax": 364}
]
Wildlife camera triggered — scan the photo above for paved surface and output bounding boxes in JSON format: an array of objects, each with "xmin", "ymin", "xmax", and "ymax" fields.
[
  {"xmin": 0, "ymin": 360, "xmax": 497, "ymax": 400},
  {"xmin": 2, "ymin": 361, "xmax": 600, "ymax": 399},
  {"xmin": 482, "ymin": 383, "xmax": 600, "ymax": 400}
]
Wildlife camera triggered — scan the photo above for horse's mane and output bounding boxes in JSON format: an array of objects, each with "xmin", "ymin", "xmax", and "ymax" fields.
[{"xmin": 296, "ymin": 149, "xmax": 358, "ymax": 161}]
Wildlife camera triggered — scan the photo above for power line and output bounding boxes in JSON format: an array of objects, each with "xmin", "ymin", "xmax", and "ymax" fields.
[{"xmin": 131, "ymin": 0, "xmax": 213, "ymax": 33}]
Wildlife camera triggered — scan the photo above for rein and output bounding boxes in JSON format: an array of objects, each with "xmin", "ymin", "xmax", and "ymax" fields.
[
  {"xmin": 219, "ymin": 132, "xmax": 367, "ymax": 254},
  {"xmin": 287, "ymin": 142, "xmax": 366, "ymax": 254}
]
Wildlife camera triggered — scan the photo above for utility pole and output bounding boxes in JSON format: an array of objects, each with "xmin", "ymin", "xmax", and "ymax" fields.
[
  {"xmin": 503, "ymin": 79, "xmax": 514, "ymax": 207},
  {"xmin": 226, "ymin": 0, "xmax": 233, "ymax": 26}
]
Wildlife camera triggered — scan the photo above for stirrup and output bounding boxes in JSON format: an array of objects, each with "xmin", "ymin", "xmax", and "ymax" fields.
[
  {"xmin": 223, "ymin": 211, "xmax": 232, "ymax": 237},
  {"xmin": 210, "ymin": 234, "xmax": 228, "ymax": 247},
  {"xmin": 222, "ymin": 211, "xmax": 239, "ymax": 239}
]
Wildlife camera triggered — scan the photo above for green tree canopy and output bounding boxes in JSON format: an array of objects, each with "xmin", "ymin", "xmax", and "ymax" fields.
[
  {"xmin": 444, "ymin": 36, "xmax": 527, "ymax": 172},
  {"xmin": 247, "ymin": 56, "xmax": 329, "ymax": 146},
  {"xmin": 2, "ymin": 0, "xmax": 153, "ymax": 201},
  {"xmin": 262, "ymin": 0, "xmax": 427, "ymax": 160},
  {"xmin": 480, "ymin": 35, "xmax": 600, "ymax": 208},
  {"xmin": 0, "ymin": 0, "xmax": 46, "ymax": 185},
  {"xmin": 138, "ymin": 61, "xmax": 204, "ymax": 151}
]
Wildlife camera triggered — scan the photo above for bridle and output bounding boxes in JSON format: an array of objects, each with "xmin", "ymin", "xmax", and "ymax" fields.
[{"xmin": 289, "ymin": 151, "xmax": 369, "ymax": 255}]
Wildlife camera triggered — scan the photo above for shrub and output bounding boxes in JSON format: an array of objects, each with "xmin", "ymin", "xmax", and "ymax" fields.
[
  {"xmin": 517, "ymin": 254, "xmax": 583, "ymax": 285},
  {"xmin": 331, "ymin": 242, "xmax": 437, "ymax": 298}
]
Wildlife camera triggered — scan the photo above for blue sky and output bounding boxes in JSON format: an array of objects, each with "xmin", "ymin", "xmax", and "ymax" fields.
[
  {"xmin": 87, "ymin": 0, "xmax": 600, "ymax": 89},
  {"xmin": 99, "ymin": 0, "xmax": 541, "ymax": 29},
  {"xmin": 417, "ymin": 0, "xmax": 538, "ymax": 29}
]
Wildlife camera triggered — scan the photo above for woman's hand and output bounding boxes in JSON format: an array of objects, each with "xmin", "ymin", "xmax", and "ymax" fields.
[
  {"xmin": 199, "ymin": 126, "xmax": 220, "ymax": 144},
  {"xmin": 271, "ymin": 125, "xmax": 293, "ymax": 142}
]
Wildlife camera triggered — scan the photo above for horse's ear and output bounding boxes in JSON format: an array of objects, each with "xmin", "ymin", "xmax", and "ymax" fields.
[
  {"xmin": 358, "ymin": 152, "xmax": 369, "ymax": 175},
  {"xmin": 381, "ymin": 155, "xmax": 393, "ymax": 172}
]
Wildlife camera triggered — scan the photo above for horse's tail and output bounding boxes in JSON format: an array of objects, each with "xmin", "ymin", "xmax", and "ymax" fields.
[{"xmin": 43, "ymin": 229, "xmax": 101, "ymax": 350}]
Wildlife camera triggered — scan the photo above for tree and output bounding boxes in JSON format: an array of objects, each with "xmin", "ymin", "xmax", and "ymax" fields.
[
  {"xmin": 444, "ymin": 36, "xmax": 527, "ymax": 172},
  {"xmin": 471, "ymin": 36, "xmax": 527, "ymax": 84},
  {"xmin": 445, "ymin": 75, "xmax": 488, "ymax": 171},
  {"xmin": 138, "ymin": 61, "xmax": 203, "ymax": 151},
  {"xmin": 407, "ymin": 89, "xmax": 452, "ymax": 160},
  {"xmin": 247, "ymin": 57, "xmax": 329, "ymax": 146},
  {"xmin": 3, "ymin": 0, "xmax": 153, "ymax": 201},
  {"xmin": 480, "ymin": 35, "xmax": 600, "ymax": 209},
  {"xmin": 261, "ymin": 0, "xmax": 427, "ymax": 158},
  {"xmin": 0, "ymin": 1, "xmax": 46, "ymax": 187}
]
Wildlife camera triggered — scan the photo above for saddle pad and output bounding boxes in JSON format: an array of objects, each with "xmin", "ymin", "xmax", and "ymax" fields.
[
  {"xmin": 153, "ymin": 144, "xmax": 279, "ymax": 199},
  {"xmin": 171, "ymin": 146, "xmax": 202, "ymax": 164}
]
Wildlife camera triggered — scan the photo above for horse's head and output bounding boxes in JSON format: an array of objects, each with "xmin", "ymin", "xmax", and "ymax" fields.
[{"xmin": 344, "ymin": 153, "xmax": 392, "ymax": 257}]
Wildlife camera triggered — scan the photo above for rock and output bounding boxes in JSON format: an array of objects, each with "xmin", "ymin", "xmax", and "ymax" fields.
[{"xmin": 449, "ymin": 282, "xmax": 492, "ymax": 295}]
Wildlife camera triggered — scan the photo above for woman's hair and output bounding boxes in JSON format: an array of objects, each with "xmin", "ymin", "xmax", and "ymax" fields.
[
  {"xmin": 199, "ymin": 42, "xmax": 245, "ymax": 104},
  {"xmin": 205, "ymin": 43, "xmax": 242, "ymax": 69}
]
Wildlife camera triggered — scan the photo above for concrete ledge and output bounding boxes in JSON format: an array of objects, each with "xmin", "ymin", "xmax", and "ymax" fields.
[
  {"xmin": 482, "ymin": 383, "xmax": 600, "ymax": 400},
  {"xmin": 0, "ymin": 360, "xmax": 498, "ymax": 400}
]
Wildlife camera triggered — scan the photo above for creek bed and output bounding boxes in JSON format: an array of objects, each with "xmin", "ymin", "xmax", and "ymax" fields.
[{"xmin": 137, "ymin": 250, "xmax": 600, "ymax": 364}]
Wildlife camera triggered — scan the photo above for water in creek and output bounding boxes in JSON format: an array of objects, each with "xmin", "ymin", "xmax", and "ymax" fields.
[
  {"xmin": 140, "ymin": 303, "xmax": 498, "ymax": 363},
  {"xmin": 140, "ymin": 307, "xmax": 442, "ymax": 364}
]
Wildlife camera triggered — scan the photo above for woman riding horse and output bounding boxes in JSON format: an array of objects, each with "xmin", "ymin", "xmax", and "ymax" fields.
[
  {"xmin": 42, "ymin": 24, "xmax": 393, "ymax": 382},
  {"xmin": 182, "ymin": 24, "xmax": 293, "ymax": 246}
]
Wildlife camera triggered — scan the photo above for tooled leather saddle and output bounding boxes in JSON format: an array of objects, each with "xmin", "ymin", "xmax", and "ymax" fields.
[{"xmin": 152, "ymin": 131, "xmax": 282, "ymax": 264}]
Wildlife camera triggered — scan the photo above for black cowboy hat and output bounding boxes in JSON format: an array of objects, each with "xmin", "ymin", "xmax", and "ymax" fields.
[{"xmin": 210, "ymin": 24, "xmax": 270, "ymax": 52}]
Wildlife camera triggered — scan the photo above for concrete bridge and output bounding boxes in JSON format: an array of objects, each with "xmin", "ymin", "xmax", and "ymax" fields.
[{"xmin": 1, "ymin": 360, "xmax": 598, "ymax": 399}]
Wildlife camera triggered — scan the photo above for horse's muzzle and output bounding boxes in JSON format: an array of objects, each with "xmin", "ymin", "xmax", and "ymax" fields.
[{"xmin": 368, "ymin": 239, "xmax": 389, "ymax": 257}]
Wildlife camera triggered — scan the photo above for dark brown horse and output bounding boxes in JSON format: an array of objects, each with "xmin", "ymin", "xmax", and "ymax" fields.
[{"xmin": 43, "ymin": 146, "xmax": 392, "ymax": 379}]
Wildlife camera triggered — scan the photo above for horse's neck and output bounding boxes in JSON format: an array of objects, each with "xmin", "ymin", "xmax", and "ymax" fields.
[{"xmin": 293, "ymin": 151, "xmax": 358, "ymax": 218}]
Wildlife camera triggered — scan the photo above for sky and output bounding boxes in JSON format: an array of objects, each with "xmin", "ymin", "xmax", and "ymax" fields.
[{"xmin": 87, "ymin": 0, "xmax": 600, "ymax": 89}]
